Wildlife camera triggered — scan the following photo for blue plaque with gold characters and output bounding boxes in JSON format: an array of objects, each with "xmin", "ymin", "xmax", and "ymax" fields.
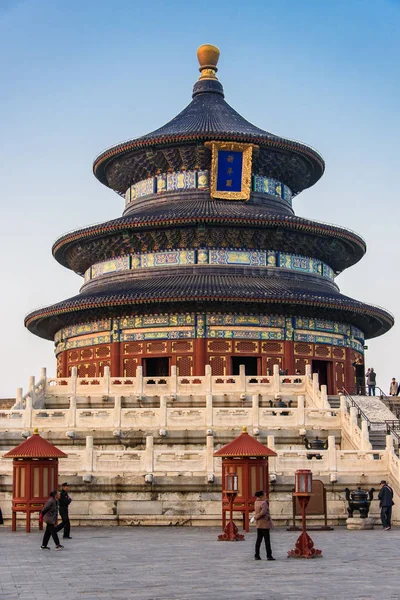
[{"xmin": 205, "ymin": 141, "xmax": 257, "ymax": 200}]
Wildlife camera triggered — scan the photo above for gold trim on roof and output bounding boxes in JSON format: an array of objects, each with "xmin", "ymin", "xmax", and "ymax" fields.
[{"xmin": 205, "ymin": 141, "xmax": 257, "ymax": 201}]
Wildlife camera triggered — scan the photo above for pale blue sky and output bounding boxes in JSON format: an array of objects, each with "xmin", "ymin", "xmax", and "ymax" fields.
[{"xmin": 0, "ymin": 0, "xmax": 399, "ymax": 396}]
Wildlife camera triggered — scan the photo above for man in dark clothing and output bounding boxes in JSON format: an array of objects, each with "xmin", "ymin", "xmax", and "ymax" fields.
[
  {"xmin": 40, "ymin": 490, "xmax": 64, "ymax": 550},
  {"xmin": 378, "ymin": 480, "xmax": 394, "ymax": 530},
  {"xmin": 367, "ymin": 368, "xmax": 376, "ymax": 396},
  {"xmin": 352, "ymin": 358, "xmax": 365, "ymax": 395},
  {"xmin": 56, "ymin": 482, "xmax": 72, "ymax": 539}
]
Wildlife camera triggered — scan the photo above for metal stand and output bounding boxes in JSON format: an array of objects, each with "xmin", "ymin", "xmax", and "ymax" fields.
[
  {"xmin": 288, "ymin": 495, "xmax": 322, "ymax": 558},
  {"xmin": 218, "ymin": 492, "xmax": 245, "ymax": 542}
]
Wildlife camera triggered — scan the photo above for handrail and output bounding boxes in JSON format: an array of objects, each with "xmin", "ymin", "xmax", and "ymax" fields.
[{"xmin": 342, "ymin": 388, "xmax": 400, "ymax": 447}]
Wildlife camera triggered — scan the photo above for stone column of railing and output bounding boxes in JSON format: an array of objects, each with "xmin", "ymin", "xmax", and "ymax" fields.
[
  {"xmin": 145, "ymin": 435, "xmax": 154, "ymax": 474},
  {"xmin": 312, "ymin": 373, "xmax": 320, "ymax": 406},
  {"xmin": 386, "ymin": 436, "xmax": 400, "ymax": 490},
  {"xmin": 273, "ymin": 364, "xmax": 280, "ymax": 394},
  {"xmin": 85, "ymin": 436, "xmax": 94, "ymax": 472},
  {"xmin": 267, "ymin": 435, "xmax": 277, "ymax": 475},
  {"xmin": 24, "ymin": 396, "xmax": 33, "ymax": 427},
  {"xmin": 320, "ymin": 385, "xmax": 331, "ymax": 410},
  {"xmin": 297, "ymin": 395, "xmax": 305, "ymax": 426},
  {"xmin": 170, "ymin": 366, "xmax": 177, "ymax": 396},
  {"xmin": 349, "ymin": 406, "xmax": 359, "ymax": 447},
  {"xmin": 361, "ymin": 420, "xmax": 372, "ymax": 451},
  {"xmin": 103, "ymin": 366, "xmax": 110, "ymax": 394},
  {"xmin": 205, "ymin": 365, "xmax": 212, "ymax": 394},
  {"xmin": 38, "ymin": 368, "xmax": 47, "ymax": 402},
  {"xmin": 135, "ymin": 366, "xmax": 143, "ymax": 396},
  {"xmin": 113, "ymin": 396, "xmax": 121, "ymax": 427},
  {"xmin": 28, "ymin": 376, "xmax": 36, "ymax": 408},
  {"xmin": 160, "ymin": 396, "xmax": 167, "ymax": 429},
  {"xmin": 68, "ymin": 396, "xmax": 76, "ymax": 427},
  {"xmin": 327, "ymin": 435, "xmax": 337, "ymax": 474},
  {"xmin": 14, "ymin": 388, "xmax": 23, "ymax": 409},
  {"xmin": 206, "ymin": 394, "xmax": 213, "ymax": 428},
  {"xmin": 305, "ymin": 364, "xmax": 312, "ymax": 378},
  {"xmin": 239, "ymin": 365, "xmax": 246, "ymax": 393},
  {"xmin": 71, "ymin": 367, "xmax": 77, "ymax": 395},
  {"xmin": 252, "ymin": 394, "xmax": 259, "ymax": 430},
  {"xmin": 206, "ymin": 434, "xmax": 214, "ymax": 481}
]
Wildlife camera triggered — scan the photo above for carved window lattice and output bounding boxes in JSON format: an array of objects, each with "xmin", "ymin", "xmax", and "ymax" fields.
[
  {"xmin": 294, "ymin": 343, "xmax": 313, "ymax": 356},
  {"xmin": 146, "ymin": 341, "xmax": 167, "ymax": 353},
  {"xmin": 207, "ymin": 340, "xmax": 231, "ymax": 353},
  {"xmin": 294, "ymin": 358, "xmax": 309, "ymax": 374},
  {"xmin": 315, "ymin": 345, "xmax": 330, "ymax": 357},
  {"xmin": 80, "ymin": 348, "xmax": 93, "ymax": 360},
  {"xmin": 95, "ymin": 345, "xmax": 111, "ymax": 358},
  {"xmin": 176, "ymin": 356, "xmax": 193, "ymax": 376},
  {"xmin": 77, "ymin": 363, "xmax": 96, "ymax": 378},
  {"xmin": 123, "ymin": 358, "xmax": 138, "ymax": 377},
  {"xmin": 261, "ymin": 342, "xmax": 283, "ymax": 354},
  {"xmin": 98, "ymin": 361, "xmax": 111, "ymax": 376},
  {"xmin": 68, "ymin": 350, "xmax": 79, "ymax": 362},
  {"xmin": 209, "ymin": 355, "xmax": 226, "ymax": 375},
  {"xmin": 123, "ymin": 342, "xmax": 143, "ymax": 355},
  {"xmin": 264, "ymin": 356, "xmax": 282, "ymax": 374},
  {"xmin": 172, "ymin": 341, "xmax": 193, "ymax": 353},
  {"xmin": 235, "ymin": 341, "xmax": 259, "ymax": 353},
  {"xmin": 332, "ymin": 347, "xmax": 345, "ymax": 359}
]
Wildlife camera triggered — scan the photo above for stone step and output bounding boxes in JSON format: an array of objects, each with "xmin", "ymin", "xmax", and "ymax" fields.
[{"xmin": 328, "ymin": 396, "xmax": 340, "ymax": 408}]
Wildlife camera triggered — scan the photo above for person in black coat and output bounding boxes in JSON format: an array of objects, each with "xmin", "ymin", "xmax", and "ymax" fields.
[
  {"xmin": 378, "ymin": 480, "xmax": 394, "ymax": 530},
  {"xmin": 55, "ymin": 482, "xmax": 72, "ymax": 539},
  {"xmin": 40, "ymin": 490, "xmax": 64, "ymax": 550}
]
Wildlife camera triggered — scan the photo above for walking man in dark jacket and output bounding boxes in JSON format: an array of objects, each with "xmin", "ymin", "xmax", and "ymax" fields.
[
  {"xmin": 56, "ymin": 482, "xmax": 72, "ymax": 539},
  {"xmin": 40, "ymin": 491, "xmax": 64, "ymax": 550},
  {"xmin": 378, "ymin": 480, "xmax": 394, "ymax": 530}
]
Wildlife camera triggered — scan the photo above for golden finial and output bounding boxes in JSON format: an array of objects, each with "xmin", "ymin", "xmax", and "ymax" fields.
[
  {"xmin": 197, "ymin": 44, "xmax": 220, "ymax": 81},
  {"xmin": 33, "ymin": 428, "xmax": 39, "ymax": 435},
  {"xmin": 242, "ymin": 426, "xmax": 247, "ymax": 433}
]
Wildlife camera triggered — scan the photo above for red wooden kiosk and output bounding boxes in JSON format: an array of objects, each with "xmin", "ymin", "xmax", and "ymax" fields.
[
  {"xmin": 3, "ymin": 428, "xmax": 67, "ymax": 532},
  {"xmin": 214, "ymin": 426, "xmax": 277, "ymax": 533}
]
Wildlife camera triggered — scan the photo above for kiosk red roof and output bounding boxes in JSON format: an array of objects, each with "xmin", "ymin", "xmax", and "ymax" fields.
[
  {"xmin": 3, "ymin": 429, "xmax": 68, "ymax": 459},
  {"xmin": 213, "ymin": 428, "xmax": 277, "ymax": 457}
]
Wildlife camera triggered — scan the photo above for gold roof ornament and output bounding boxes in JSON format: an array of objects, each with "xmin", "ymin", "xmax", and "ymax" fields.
[{"xmin": 197, "ymin": 44, "xmax": 220, "ymax": 80}]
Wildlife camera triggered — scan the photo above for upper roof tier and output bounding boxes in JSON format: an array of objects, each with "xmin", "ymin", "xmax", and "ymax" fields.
[{"xmin": 93, "ymin": 45, "xmax": 325, "ymax": 196}]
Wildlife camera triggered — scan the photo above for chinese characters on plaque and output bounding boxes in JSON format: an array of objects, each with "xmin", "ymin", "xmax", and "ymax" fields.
[{"xmin": 205, "ymin": 141, "xmax": 256, "ymax": 201}]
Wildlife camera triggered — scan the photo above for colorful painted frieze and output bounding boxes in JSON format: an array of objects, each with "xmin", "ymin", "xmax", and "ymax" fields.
[{"xmin": 57, "ymin": 319, "xmax": 112, "ymax": 341}]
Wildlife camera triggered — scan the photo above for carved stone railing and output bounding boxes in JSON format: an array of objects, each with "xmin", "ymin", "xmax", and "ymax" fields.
[
  {"xmin": 43, "ymin": 364, "xmax": 310, "ymax": 398},
  {"xmin": 0, "ymin": 434, "xmax": 389, "ymax": 483},
  {"xmin": 0, "ymin": 395, "xmax": 340, "ymax": 432}
]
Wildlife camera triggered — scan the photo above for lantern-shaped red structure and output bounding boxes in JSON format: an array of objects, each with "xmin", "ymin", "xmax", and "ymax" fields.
[
  {"xmin": 288, "ymin": 469, "xmax": 322, "ymax": 558},
  {"xmin": 3, "ymin": 428, "xmax": 67, "ymax": 532},
  {"xmin": 214, "ymin": 426, "xmax": 277, "ymax": 533}
]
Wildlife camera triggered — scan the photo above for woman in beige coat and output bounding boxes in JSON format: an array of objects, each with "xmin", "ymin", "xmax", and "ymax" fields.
[{"xmin": 254, "ymin": 490, "xmax": 275, "ymax": 561}]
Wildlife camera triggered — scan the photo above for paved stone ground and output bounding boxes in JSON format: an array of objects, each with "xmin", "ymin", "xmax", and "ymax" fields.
[{"xmin": 1, "ymin": 525, "xmax": 400, "ymax": 600}]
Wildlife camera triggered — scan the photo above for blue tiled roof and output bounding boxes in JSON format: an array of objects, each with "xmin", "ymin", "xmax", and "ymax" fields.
[{"xmin": 25, "ymin": 273, "xmax": 393, "ymax": 341}]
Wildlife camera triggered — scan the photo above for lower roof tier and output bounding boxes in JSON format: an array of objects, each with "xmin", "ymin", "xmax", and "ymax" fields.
[
  {"xmin": 52, "ymin": 194, "xmax": 366, "ymax": 275},
  {"xmin": 25, "ymin": 273, "xmax": 393, "ymax": 341}
]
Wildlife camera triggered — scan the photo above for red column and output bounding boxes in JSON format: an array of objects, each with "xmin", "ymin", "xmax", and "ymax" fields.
[
  {"xmin": 110, "ymin": 342, "xmax": 121, "ymax": 377},
  {"xmin": 345, "ymin": 347, "xmax": 355, "ymax": 391},
  {"xmin": 284, "ymin": 341, "xmax": 295, "ymax": 375},
  {"xmin": 194, "ymin": 338, "xmax": 207, "ymax": 375},
  {"xmin": 61, "ymin": 351, "xmax": 68, "ymax": 377}
]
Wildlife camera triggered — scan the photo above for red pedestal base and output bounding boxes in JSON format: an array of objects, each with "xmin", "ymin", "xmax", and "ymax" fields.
[
  {"xmin": 287, "ymin": 530, "xmax": 322, "ymax": 559},
  {"xmin": 218, "ymin": 520, "xmax": 245, "ymax": 542}
]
